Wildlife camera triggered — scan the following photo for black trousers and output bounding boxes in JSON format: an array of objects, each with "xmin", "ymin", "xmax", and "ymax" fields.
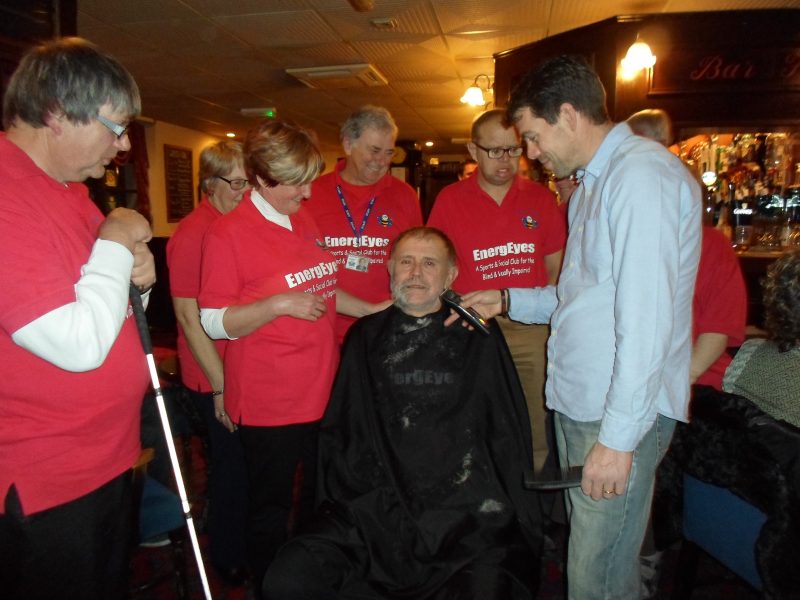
[
  {"xmin": 239, "ymin": 420, "xmax": 319, "ymax": 596},
  {"xmin": 0, "ymin": 471, "xmax": 133, "ymax": 600},
  {"xmin": 187, "ymin": 386, "xmax": 248, "ymax": 572},
  {"xmin": 263, "ymin": 534, "xmax": 526, "ymax": 600}
]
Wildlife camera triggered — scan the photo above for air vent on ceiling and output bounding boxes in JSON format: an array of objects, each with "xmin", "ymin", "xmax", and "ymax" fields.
[{"xmin": 286, "ymin": 63, "xmax": 388, "ymax": 90}]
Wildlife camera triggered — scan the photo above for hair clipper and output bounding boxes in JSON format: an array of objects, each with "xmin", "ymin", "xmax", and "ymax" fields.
[{"xmin": 440, "ymin": 289, "xmax": 490, "ymax": 336}]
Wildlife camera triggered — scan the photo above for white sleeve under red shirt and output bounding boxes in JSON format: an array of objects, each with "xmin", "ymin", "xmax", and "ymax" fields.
[
  {"xmin": 428, "ymin": 175, "xmax": 566, "ymax": 293},
  {"xmin": 199, "ymin": 193, "xmax": 339, "ymax": 427},
  {"xmin": 167, "ymin": 199, "xmax": 228, "ymax": 393},
  {"xmin": 0, "ymin": 133, "xmax": 149, "ymax": 516},
  {"xmin": 307, "ymin": 160, "xmax": 422, "ymax": 343},
  {"xmin": 693, "ymin": 226, "xmax": 747, "ymax": 390}
]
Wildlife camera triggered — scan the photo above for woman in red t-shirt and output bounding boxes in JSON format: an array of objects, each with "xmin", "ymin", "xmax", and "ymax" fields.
[
  {"xmin": 198, "ymin": 119, "xmax": 381, "ymax": 590},
  {"xmin": 167, "ymin": 140, "xmax": 249, "ymax": 582}
]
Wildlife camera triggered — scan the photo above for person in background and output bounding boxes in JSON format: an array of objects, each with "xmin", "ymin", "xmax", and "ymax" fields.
[
  {"xmin": 724, "ymin": 249, "xmax": 800, "ymax": 554},
  {"xmin": 307, "ymin": 105, "xmax": 422, "ymax": 343},
  {"xmin": 262, "ymin": 227, "xmax": 542, "ymax": 600},
  {"xmin": 628, "ymin": 106, "xmax": 747, "ymax": 597},
  {"xmin": 428, "ymin": 108, "xmax": 566, "ymax": 481},
  {"xmin": 459, "ymin": 55, "xmax": 701, "ymax": 600},
  {"xmin": 458, "ymin": 157, "xmax": 478, "ymax": 180},
  {"xmin": 626, "ymin": 108, "xmax": 673, "ymax": 147},
  {"xmin": 627, "ymin": 108, "xmax": 747, "ymax": 391},
  {"xmin": 0, "ymin": 38, "xmax": 155, "ymax": 599},
  {"xmin": 198, "ymin": 119, "xmax": 384, "ymax": 596},
  {"xmin": 724, "ymin": 250, "xmax": 800, "ymax": 427},
  {"xmin": 166, "ymin": 140, "xmax": 249, "ymax": 585},
  {"xmin": 552, "ymin": 174, "xmax": 579, "ymax": 210}
]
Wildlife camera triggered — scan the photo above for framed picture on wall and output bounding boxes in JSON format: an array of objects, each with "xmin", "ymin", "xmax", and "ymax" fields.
[{"xmin": 164, "ymin": 144, "xmax": 194, "ymax": 222}]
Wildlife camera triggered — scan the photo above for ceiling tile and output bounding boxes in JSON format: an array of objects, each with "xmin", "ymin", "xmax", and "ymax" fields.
[
  {"xmin": 74, "ymin": 0, "xmax": 799, "ymax": 155},
  {"xmin": 79, "ymin": 0, "xmax": 199, "ymax": 23},
  {"xmin": 214, "ymin": 10, "xmax": 339, "ymax": 47}
]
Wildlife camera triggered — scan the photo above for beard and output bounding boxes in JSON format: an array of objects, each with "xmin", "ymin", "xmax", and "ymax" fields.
[
  {"xmin": 390, "ymin": 278, "xmax": 417, "ymax": 312},
  {"xmin": 391, "ymin": 277, "xmax": 441, "ymax": 316}
]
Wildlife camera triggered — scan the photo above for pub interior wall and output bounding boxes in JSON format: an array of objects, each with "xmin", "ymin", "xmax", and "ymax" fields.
[
  {"xmin": 144, "ymin": 121, "xmax": 342, "ymax": 238},
  {"xmin": 144, "ymin": 120, "xmax": 219, "ymax": 238}
]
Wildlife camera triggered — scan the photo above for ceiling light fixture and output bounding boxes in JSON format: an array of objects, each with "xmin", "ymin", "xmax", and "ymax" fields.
[
  {"xmin": 370, "ymin": 17, "xmax": 398, "ymax": 30},
  {"xmin": 460, "ymin": 74, "xmax": 493, "ymax": 107},
  {"xmin": 620, "ymin": 35, "xmax": 656, "ymax": 79},
  {"xmin": 347, "ymin": 0, "xmax": 374, "ymax": 11}
]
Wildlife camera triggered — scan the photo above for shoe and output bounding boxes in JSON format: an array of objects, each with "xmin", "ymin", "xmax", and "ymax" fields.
[
  {"xmin": 640, "ymin": 550, "xmax": 663, "ymax": 599},
  {"xmin": 139, "ymin": 533, "xmax": 171, "ymax": 548}
]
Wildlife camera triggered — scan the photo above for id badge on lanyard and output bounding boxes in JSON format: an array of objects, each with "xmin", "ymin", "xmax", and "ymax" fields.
[{"xmin": 337, "ymin": 184, "xmax": 377, "ymax": 272}]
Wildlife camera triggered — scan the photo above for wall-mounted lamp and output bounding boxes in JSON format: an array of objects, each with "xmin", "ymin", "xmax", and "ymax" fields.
[
  {"xmin": 460, "ymin": 74, "xmax": 493, "ymax": 107},
  {"xmin": 620, "ymin": 35, "xmax": 656, "ymax": 79}
]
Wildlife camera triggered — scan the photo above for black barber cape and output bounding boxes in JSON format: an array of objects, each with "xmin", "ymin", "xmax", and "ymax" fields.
[{"xmin": 312, "ymin": 305, "xmax": 542, "ymax": 599}]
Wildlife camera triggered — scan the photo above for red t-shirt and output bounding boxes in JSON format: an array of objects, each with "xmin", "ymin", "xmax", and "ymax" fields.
[
  {"xmin": 428, "ymin": 175, "xmax": 566, "ymax": 292},
  {"xmin": 693, "ymin": 226, "xmax": 747, "ymax": 389},
  {"xmin": 308, "ymin": 160, "xmax": 422, "ymax": 342},
  {"xmin": 0, "ymin": 133, "xmax": 148, "ymax": 515},
  {"xmin": 167, "ymin": 199, "xmax": 228, "ymax": 392},
  {"xmin": 199, "ymin": 195, "xmax": 339, "ymax": 426}
]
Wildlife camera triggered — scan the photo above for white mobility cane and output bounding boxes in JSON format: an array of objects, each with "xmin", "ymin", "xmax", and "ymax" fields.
[{"xmin": 130, "ymin": 286, "xmax": 213, "ymax": 600}]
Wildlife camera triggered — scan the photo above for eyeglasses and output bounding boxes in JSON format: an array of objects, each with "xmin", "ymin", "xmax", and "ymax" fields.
[
  {"xmin": 217, "ymin": 175, "xmax": 249, "ymax": 191},
  {"xmin": 471, "ymin": 142, "xmax": 524, "ymax": 159},
  {"xmin": 96, "ymin": 114, "xmax": 129, "ymax": 139}
]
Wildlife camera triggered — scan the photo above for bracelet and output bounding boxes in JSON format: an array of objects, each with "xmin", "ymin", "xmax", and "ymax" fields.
[
  {"xmin": 500, "ymin": 288, "xmax": 509, "ymax": 317},
  {"xmin": 212, "ymin": 390, "xmax": 224, "ymax": 397}
]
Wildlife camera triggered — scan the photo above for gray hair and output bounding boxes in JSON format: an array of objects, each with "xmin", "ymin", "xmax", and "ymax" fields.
[
  {"xmin": 199, "ymin": 140, "xmax": 245, "ymax": 193},
  {"xmin": 3, "ymin": 37, "xmax": 140, "ymax": 130},
  {"xmin": 627, "ymin": 109, "xmax": 674, "ymax": 147},
  {"xmin": 340, "ymin": 105, "xmax": 398, "ymax": 144},
  {"xmin": 390, "ymin": 226, "xmax": 457, "ymax": 268}
]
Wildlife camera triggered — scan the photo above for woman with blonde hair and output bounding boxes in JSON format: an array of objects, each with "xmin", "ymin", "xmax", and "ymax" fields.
[{"xmin": 198, "ymin": 119, "xmax": 382, "ymax": 593}]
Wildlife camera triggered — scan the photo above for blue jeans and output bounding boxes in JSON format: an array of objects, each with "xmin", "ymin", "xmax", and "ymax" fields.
[{"xmin": 554, "ymin": 412, "xmax": 676, "ymax": 600}]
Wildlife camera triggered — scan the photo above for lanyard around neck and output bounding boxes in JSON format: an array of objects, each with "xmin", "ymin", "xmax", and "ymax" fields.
[{"xmin": 336, "ymin": 184, "xmax": 377, "ymax": 246}]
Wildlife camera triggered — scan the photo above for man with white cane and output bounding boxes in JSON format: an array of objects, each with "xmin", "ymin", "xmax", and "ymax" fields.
[{"xmin": 0, "ymin": 38, "xmax": 156, "ymax": 599}]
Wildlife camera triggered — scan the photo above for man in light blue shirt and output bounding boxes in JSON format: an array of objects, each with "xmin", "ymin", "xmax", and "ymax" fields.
[{"xmin": 460, "ymin": 55, "xmax": 701, "ymax": 599}]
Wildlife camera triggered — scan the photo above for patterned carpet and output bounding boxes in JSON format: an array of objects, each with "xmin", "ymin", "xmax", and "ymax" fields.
[{"xmin": 129, "ymin": 426, "xmax": 760, "ymax": 600}]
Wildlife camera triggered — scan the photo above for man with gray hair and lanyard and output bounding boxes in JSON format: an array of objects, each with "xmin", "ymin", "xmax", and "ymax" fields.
[
  {"xmin": 307, "ymin": 105, "xmax": 422, "ymax": 344},
  {"xmin": 0, "ymin": 38, "xmax": 155, "ymax": 599}
]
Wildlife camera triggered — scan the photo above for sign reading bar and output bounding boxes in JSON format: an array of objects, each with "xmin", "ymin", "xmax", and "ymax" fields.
[
  {"xmin": 649, "ymin": 47, "xmax": 800, "ymax": 95},
  {"xmin": 164, "ymin": 144, "xmax": 194, "ymax": 222}
]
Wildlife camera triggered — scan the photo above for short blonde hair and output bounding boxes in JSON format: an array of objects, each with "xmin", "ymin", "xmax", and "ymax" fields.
[
  {"xmin": 244, "ymin": 119, "xmax": 324, "ymax": 188},
  {"xmin": 199, "ymin": 140, "xmax": 244, "ymax": 193}
]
